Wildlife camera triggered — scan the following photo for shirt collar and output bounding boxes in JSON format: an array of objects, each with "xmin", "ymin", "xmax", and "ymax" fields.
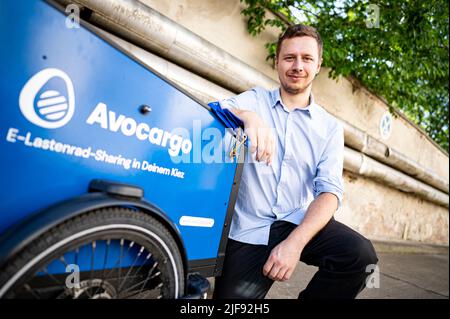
[{"xmin": 271, "ymin": 88, "xmax": 317, "ymax": 118}]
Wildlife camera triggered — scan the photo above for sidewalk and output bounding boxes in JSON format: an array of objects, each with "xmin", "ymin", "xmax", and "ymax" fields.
[
  {"xmin": 267, "ymin": 240, "xmax": 449, "ymax": 299},
  {"xmin": 208, "ymin": 240, "xmax": 449, "ymax": 299}
]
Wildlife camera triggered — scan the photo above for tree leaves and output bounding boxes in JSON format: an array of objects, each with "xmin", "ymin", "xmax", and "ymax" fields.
[{"xmin": 240, "ymin": 0, "xmax": 449, "ymax": 151}]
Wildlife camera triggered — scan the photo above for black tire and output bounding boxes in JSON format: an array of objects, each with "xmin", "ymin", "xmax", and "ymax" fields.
[{"xmin": 0, "ymin": 207, "xmax": 184, "ymax": 299}]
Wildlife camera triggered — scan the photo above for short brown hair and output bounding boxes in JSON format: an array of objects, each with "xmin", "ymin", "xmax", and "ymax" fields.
[{"xmin": 276, "ymin": 24, "xmax": 323, "ymax": 60}]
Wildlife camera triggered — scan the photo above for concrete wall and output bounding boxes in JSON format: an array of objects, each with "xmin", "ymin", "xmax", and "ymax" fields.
[
  {"xmin": 340, "ymin": 171, "xmax": 449, "ymax": 244},
  {"xmin": 140, "ymin": 0, "xmax": 449, "ymax": 245}
]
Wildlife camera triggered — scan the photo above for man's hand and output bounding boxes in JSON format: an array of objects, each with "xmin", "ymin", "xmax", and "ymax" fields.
[
  {"xmin": 262, "ymin": 237, "xmax": 302, "ymax": 281},
  {"xmin": 230, "ymin": 109, "xmax": 276, "ymax": 165},
  {"xmin": 262, "ymin": 193, "xmax": 338, "ymax": 282}
]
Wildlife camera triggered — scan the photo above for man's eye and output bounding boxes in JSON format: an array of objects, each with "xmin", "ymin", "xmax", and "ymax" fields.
[{"xmin": 285, "ymin": 57, "xmax": 294, "ymax": 61}]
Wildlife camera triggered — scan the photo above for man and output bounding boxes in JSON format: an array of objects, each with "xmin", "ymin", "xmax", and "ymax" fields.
[{"xmin": 213, "ymin": 24, "xmax": 378, "ymax": 299}]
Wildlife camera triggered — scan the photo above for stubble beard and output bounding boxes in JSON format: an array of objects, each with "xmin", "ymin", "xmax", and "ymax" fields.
[{"xmin": 281, "ymin": 76, "xmax": 314, "ymax": 95}]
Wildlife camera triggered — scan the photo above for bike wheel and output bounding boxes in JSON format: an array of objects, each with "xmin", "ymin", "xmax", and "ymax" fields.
[{"xmin": 0, "ymin": 207, "xmax": 184, "ymax": 299}]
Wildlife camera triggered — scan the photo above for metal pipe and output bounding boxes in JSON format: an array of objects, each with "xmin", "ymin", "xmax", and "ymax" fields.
[
  {"xmin": 58, "ymin": 0, "xmax": 278, "ymax": 94},
  {"xmin": 92, "ymin": 26, "xmax": 235, "ymax": 104},
  {"xmin": 340, "ymin": 119, "xmax": 449, "ymax": 193},
  {"xmin": 344, "ymin": 148, "xmax": 448, "ymax": 207}
]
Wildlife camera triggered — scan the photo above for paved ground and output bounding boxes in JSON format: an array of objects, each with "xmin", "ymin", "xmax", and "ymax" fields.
[
  {"xmin": 266, "ymin": 252, "xmax": 449, "ymax": 299},
  {"xmin": 208, "ymin": 240, "xmax": 449, "ymax": 299}
]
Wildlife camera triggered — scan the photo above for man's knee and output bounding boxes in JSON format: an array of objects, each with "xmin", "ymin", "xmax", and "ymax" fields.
[{"xmin": 350, "ymin": 237, "xmax": 378, "ymax": 271}]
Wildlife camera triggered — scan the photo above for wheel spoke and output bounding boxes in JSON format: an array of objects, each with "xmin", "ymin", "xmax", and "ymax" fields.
[
  {"xmin": 97, "ymin": 239, "xmax": 134, "ymax": 290},
  {"xmin": 117, "ymin": 239, "xmax": 125, "ymax": 293},
  {"xmin": 90, "ymin": 241, "xmax": 96, "ymax": 282},
  {"xmin": 131, "ymin": 252, "xmax": 152, "ymax": 278},
  {"xmin": 93, "ymin": 239, "xmax": 110, "ymax": 297},
  {"xmin": 58, "ymin": 255, "xmax": 69, "ymax": 269},
  {"xmin": 117, "ymin": 245, "xmax": 144, "ymax": 292},
  {"xmin": 23, "ymin": 283, "xmax": 41, "ymax": 299},
  {"xmin": 120, "ymin": 261, "xmax": 159, "ymax": 295},
  {"xmin": 74, "ymin": 247, "xmax": 79, "ymax": 267},
  {"xmin": 82, "ymin": 241, "xmax": 96, "ymax": 299},
  {"xmin": 33, "ymin": 266, "xmax": 67, "ymax": 293}
]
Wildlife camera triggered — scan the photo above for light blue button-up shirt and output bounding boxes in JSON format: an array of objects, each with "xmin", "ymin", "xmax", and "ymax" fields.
[{"xmin": 219, "ymin": 87, "xmax": 344, "ymax": 245}]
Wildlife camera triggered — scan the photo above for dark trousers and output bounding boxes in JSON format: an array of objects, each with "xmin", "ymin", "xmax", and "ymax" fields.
[{"xmin": 213, "ymin": 218, "xmax": 378, "ymax": 299}]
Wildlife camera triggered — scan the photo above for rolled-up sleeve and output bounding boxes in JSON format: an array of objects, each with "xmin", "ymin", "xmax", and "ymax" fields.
[
  {"xmin": 219, "ymin": 87, "xmax": 259, "ymax": 112},
  {"xmin": 313, "ymin": 122, "xmax": 345, "ymax": 208}
]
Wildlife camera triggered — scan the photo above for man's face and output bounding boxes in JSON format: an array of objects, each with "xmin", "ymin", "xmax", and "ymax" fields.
[{"xmin": 276, "ymin": 36, "xmax": 322, "ymax": 95}]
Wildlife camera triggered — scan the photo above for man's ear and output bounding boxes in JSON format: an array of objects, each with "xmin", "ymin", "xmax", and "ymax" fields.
[{"xmin": 316, "ymin": 58, "xmax": 323, "ymax": 75}]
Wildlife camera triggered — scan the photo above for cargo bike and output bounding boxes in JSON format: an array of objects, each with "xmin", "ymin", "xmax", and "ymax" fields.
[{"xmin": 0, "ymin": 0, "xmax": 246, "ymax": 299}]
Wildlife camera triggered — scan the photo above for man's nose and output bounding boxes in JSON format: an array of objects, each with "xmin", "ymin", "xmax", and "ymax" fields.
[{"xmin": 292, "ymin": 58, "xmax": 304, "ymax": 71}]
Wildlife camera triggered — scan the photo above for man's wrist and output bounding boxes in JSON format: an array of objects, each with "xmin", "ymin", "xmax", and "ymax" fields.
[
  {"xmin": 286, "ymin": 229, "xmax": 308, "ymax": 251},
  {"xmin": 231, "ymin": 109, "xmax": 251, "ymax": 122}
]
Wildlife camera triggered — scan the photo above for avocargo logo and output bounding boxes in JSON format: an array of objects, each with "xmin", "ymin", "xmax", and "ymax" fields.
[
  {"xmin": 19, "ymin": 68, "xmax": 75, "ymax": 129},
  {"xmin": 18, "ymin": 68, "xmax": 192, "ymax": 157}
]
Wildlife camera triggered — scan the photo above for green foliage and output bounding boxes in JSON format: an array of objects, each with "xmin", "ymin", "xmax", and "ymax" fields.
[{"xmin": 240, "ymin": 0, "xmax": 449, "ymax": 152}]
